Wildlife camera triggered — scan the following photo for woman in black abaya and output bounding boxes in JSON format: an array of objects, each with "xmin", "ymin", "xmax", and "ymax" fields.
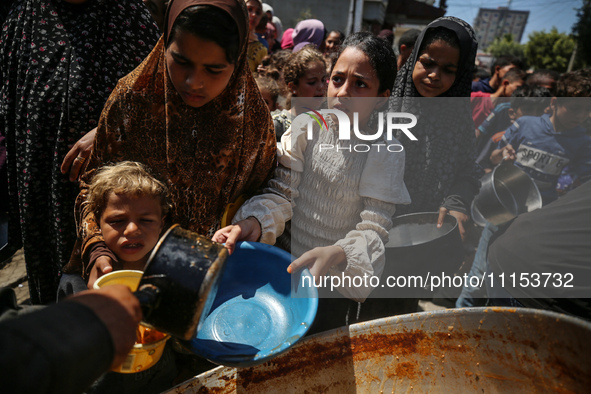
[{"xmin": 0, "ymin": 0, "xmax": 160, "ymax": 303}]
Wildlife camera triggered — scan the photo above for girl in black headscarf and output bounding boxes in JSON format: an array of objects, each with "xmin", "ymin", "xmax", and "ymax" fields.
[
  {"xmin": 392, "ymin": 16, "xmax": 482, "ymax": 239},
  {"xmin": 0, "ymin": 0, "xmax": 160, "ymax": 304}
]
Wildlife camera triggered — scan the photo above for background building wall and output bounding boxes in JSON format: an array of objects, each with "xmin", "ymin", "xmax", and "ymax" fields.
[
  {"xmin": 474, "ymin": 7, "xmax": 529, "ymax": 48},
  {"xmin": 265, "ymin": 0, "xmax": 352, "ymax": 33}
]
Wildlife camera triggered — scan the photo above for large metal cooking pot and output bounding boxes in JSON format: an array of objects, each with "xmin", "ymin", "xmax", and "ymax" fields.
[
  {"xmin": 134, "ymin": 224, "xmax": 228, "ymax": 340},
  {"xmin": 374, "ymin": 212, "xmax": 463, "ymax": 298},
  {"xmin": 166, "ymin": 307, "xmax": 591, "ymax": 393},
  {"xmin": 472, "ymin": 160, "xmax": 542, "ymax": 226}
]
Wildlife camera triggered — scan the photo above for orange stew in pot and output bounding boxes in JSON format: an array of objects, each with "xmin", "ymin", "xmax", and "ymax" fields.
[{"xmin": 136, "ymin": 324, "xmax": 167, "ymax": 344}]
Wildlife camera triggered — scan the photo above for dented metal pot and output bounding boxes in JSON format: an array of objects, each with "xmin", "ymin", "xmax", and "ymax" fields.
[
  {"xmin": 135, "ymin": 224, "xmax": 228, "ymax": 340},
  {"xmin": 472, "ymin": 160, "xmax": 542, "ymax": 226}
]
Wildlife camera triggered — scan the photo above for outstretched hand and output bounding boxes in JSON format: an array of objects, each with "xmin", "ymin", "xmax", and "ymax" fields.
[
  {"xmin": 212, "ymin": 217, "xmax": 262, "ymax": 255},
  {"xmin": 87, "ymin": 255, "xmax": 116, "ymax": 290},
  {"xmin": 287, "ymin": 245, "xmax": 346, "ymax": 282},
  {"xmin": 437, "ymin": 207, "xmax": 469, "ymax": 241}
]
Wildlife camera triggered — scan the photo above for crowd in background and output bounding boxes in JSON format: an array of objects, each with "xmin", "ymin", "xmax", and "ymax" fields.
[{"xmin": 0, "ymin": 0, "xmax": 590, "ymax": 392}]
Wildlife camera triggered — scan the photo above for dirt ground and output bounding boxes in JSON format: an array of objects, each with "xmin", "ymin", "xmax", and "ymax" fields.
[{"xmin": 0, "ymin": 248, "xmax": 30, "ymax": 305}]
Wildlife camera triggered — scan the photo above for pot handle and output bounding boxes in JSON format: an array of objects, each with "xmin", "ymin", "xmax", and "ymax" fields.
[
  {"xmin": 498, "ymin": 150, "xmax": 516, "ymax": 167},
  {"xmin": 134, "ymin": 284, "xmax": 161, "ymax": 320}
]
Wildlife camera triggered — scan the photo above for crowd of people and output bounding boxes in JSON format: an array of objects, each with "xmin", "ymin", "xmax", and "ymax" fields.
[{"xmin": 0, "ymin": 0, "xmax": 590, "ymax": 392}]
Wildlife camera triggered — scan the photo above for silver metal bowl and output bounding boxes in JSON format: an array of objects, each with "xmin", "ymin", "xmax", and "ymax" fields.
[{"xmin": 472, "ymin": 161, "xmax": 542, "ymax": 226}]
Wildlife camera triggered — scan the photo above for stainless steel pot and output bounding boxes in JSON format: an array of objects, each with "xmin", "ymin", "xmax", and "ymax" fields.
[
  {"xmin": 472, "ymin": 160, "xmax": 542, "ymax": 226},
  {"xmin": 134, "ymin": 225, "xmax": 229, "ymax": 340}
]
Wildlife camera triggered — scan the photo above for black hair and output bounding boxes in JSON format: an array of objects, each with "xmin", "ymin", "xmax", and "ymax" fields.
[
  {"xmin": 555, "ymin": 68, "xmax": 591, "ymax": 97},
  {"xmin": 255, "ymin": 75, "xmax": 280, "ymax": 102},
  {"xmin": 490, "ymin": 55, "xmax": 525, "ymax": 76},
  {"xmin": 525, "ymin": 68, "xmax": 560, "ymax": 94},
  {"xmin": 332, "ymin": 31, "xmax": 397, "ymax": 94},
  {"xmin": 377, "ymin": 29, "xmax": 394, "ymax": 47},
  {"xmin": 328, "ymin": 30, "xmax": 346, "ymax": 44},
  {"xmin": 502, "ymin": 68, "xmax": 526, "ymax": 83},
  {"xmin": 398, "ymin": 28, "xmax": 421, "ymax": 50},
  {"xmin": 256, "ymin": 12, "xmax": 268, "ymax": 31},
  {"xmin": 473, "ymin": 66, "xmax": 490, "ymax": 80},
  {"xmin": 510, "ymin": 85, "xmax": 552, "ymax": 115},
  {"xmin": 270, "ymin": 49, "xmax": 292, "ymax": 71},
  {"xmin": 528, "ymin": 69, "xmax": 560, "ymax": 82},
  {"xmin": 418, "ymin": 26, "xmax": 460, "ymax": 56},
  {"xmin": 257, "ymin": 49, "xmax": 292, "ymax": 81},
  {"xmin": 167, "ymin": 5, "xmax": 240, "ymax": 64}
]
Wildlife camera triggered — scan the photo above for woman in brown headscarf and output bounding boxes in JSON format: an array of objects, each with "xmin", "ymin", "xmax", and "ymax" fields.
[{"xmin": 63, "ymin": 0, "xmax": 277, "ymax": 289}]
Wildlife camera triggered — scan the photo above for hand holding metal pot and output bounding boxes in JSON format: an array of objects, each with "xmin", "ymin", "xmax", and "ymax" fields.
[
  {"xmin": 490, "ymin": 143, "xmax": 516, "ymax": 165},
  {"xmin": 437, "ymin": 207, "xmax": 469, "ymax": 241},
  {"xmin": 376, "ymin": 212, "xmax": 464, "ymax": 299}
]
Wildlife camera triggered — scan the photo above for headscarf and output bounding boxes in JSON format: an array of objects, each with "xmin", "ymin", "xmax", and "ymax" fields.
[
  {"xmin": 390, "ymin": 16, "xmax": 482, "ymax": 215},
  {"xmin": 281, "ymin": 27, "xmax": 294, "ymax": 49},
  {"xmin": 393, "ymin": 16, "xmax": 477, "ymax": 99},
  {"xmin": 272, "ymin": 15, "xmax": 284, "ymax": 42},
  {"xmin": 261, "ymin": 3, "xmax": 282, "ymax": 42},
  {"xmin": 73, "ymin": 0, "xmax": 277, "ymax": 276},
  {"xmin": 165, "ymin": 0, "xmax": 248, "ymax": 43},
  {"xmin": 262, "ymin": 3, "xmax": 272, "ymax": 15},
  {"xmin": 292, "ymin": 19, "xmax": 325, "ymax": 52}
]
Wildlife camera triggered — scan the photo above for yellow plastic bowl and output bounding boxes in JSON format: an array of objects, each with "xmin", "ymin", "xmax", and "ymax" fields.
[
  {"xmin": 93, "ymin": 270, "xmax": 143, "ymax": 291},
  {"xmin": 93, "ymin": 270, "xmax": 170, "ymax": 374}
]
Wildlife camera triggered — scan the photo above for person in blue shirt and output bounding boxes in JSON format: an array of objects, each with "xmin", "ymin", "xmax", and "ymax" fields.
[
  {"xmin": 457, "ymin": 69, "xmax": 591, "ymax": 308},
  {"xmin": 491, "ymin": 72, "xmax": 591, "ymax": 205},
  {"xmin": 476, "ymin": 85, "xmax": 552, "ymax": 172},
  {"xmin": 473, "ymin": 67, "xmax": 526, "ymax": 134}
]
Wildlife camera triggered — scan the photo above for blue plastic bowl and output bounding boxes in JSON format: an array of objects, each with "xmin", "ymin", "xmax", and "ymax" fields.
[{"xmin": 185, "ymin": 241, "xmax": 318, "ymax": 367}]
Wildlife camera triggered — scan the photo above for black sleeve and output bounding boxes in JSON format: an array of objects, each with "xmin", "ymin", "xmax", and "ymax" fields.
[
  {"xmin": 441, "ymin": 174, "xmax": 481, "ymax": 215},
  {"xmin": 487, "ymin": 180, "xmax": 591, "ymax": 320},
  {"xmin": 0, "ymin": 299, "xmax": 114, "ymax": 394}
]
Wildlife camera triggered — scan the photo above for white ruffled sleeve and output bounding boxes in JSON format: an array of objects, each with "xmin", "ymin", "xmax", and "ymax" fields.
[{"xmin": 331, "ymin": 140, "xmax": 411, "ymax": 301}]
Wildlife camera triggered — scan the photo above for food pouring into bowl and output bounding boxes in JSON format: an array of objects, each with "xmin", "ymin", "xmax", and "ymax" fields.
[{"xmin": 96, "ymin": 224, "xmax": 318, "ymax": 372}]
